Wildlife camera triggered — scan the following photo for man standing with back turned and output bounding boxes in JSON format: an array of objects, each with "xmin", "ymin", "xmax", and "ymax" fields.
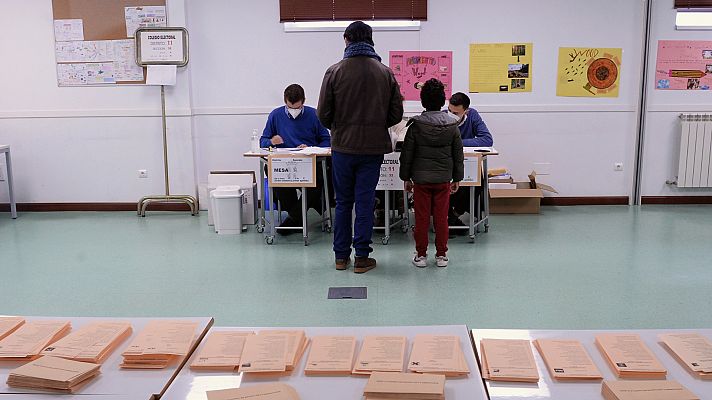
[{"xmin": 318, "ymin": 21, "xmax": 403, "ymax": 274}]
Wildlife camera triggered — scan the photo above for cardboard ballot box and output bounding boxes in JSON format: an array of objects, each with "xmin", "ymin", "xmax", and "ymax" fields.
[
  {"xmin": 208, "ymin": 171, "xmax": 258, "ymax": 225},
  {"xmin": 489, "ymin": 171, "xmax": 557, "ymax": 214}
]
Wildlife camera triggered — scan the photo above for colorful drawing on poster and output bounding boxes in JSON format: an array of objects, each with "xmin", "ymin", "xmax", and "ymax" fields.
[
  {"xmin": 656, "ymin": 40, "xmax": 712, "ymax": 90},
  {"xmin": 557, "ymin": 47, "xmax": 622, "ymax": 97},
  {"xmin": 469, "ymin": 43, "xmax": 533, "ymax": 93},
  {"xmin": 389, "ymin": 51, "xmax": 452, "ymax": 101}
]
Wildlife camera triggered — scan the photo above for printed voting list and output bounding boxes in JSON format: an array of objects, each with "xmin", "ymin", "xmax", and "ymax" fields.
[
  {"xmin": 659, "ymin": 333, "xmax": 712, "ymax": 379},
  {"xmin": 120, "ymin": 320, "xmax": 198, "ymax": 369},
  {"xmin": 533, "ymin": 338, "xmax": 603, "ymax": 381},
  {"xmin": 304, "ymin": 335, "xmax": 356, "ymax": 376},
  {"xmin": 6, "ymin": 355, "xmax": 100, "ymax": 393},
  {"xmin": 41, "ymin": 321, "xmax": 131, "ymax": 363},
  {"xmin": 0, "ymin": 317, "xmax": 25, "ymax": 341},
  {"xmin": 480, "ymin": 339, "xmax": 539, "ymax": 382},
  {"xmin": 595, "ymin": 334, "xmax": 667, "ymax": 379},
  {"xmin": 364, "ymin": 371, "xmax": 445, "ymax": 400},
  {"xmin": 353, "ymin": 336, "xmax": 407, "ymax": 375},
  {"xmin": 407, "ymin": 335, "xmax": 470, "ymax": 377},
  {"xmin": 0, "ymin": 320, "xmax": 71, "ymax": 361},
  {"xmin": 258, "ymin": 330, "xmax": 309, "ymax": 371},
  {"xmin": 240, "ymin": 333, "xmax": 290, "ymax": 373},
  {"xmin": 207, "ymin": 383, "xmax": 301, "ymax": 400},
  {"xmin": 601, "ymin": 380, "xmax": 700, "ymax": 400},
  {"xmin": 190, "ymin": 331, "xmax": 254, "ymax": 371}
]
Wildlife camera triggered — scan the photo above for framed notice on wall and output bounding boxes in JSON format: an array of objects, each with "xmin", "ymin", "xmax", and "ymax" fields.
[
  {"xmin": 135, "ymin": 27, "xmax": 189, "ymax": 66},
  {"xmin": 461, "ymin": 153, "xmax": 482, "ymax": 187},
  {"xmin": 268, "ymin": 154, "xmax": 317, "ymax": 188}
]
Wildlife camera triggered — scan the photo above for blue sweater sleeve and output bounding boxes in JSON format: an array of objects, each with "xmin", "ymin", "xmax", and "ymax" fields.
[
  {"xmin": 317, "ymin": 123, "xmax": 331, "ymax": 147},
  {"xmin": 462, "ymin": 109, "xmax": 493, "ymax": 147},
  {"xmin": 260, "ymin": 111, "xmax": 276, "ymax": 148}
]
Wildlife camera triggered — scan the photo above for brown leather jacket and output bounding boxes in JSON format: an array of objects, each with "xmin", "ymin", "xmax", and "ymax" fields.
[{"xmin": 317, "ymin": 56, "xmax": 404, "ymax": 155}]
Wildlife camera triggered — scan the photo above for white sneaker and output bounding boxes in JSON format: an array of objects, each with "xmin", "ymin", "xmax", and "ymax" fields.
[
  {"xmin": 435, "ymin": 256, "xmax": 448, "ymax": 267},
  {"xmin": 412, "ymin": 254, "xmax": 427, "ymax": 268}
]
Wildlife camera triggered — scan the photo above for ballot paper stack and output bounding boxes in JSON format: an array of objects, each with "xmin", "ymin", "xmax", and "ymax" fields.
[
  {"xmin": 353, "ymin": 336, "xmax": 407, "ymax": 375},
  {"xmin": 533, "ymin": 339, "xmax": 603, "ymax": 381},
  {"xmin": 304, "ymin": 335, "xmax": 356, "ymax": 376},
  {"xmin": 479, "ymin": 339, "xmax": 540, "ymax": 383},
  {"xmin": 659, "ymin": 333, "xmax": 712, "ymax": 380},
  {"xmin": 206, "ymin": 383, "xmax": 301, "ymax": 400},
  {"xmin": 40, "ymin": 321, "xmax": 132, "ymax": 364},
  {"xmin": 120, "ymin": 320, "xmax": 198, "ymax": 369},
  {"xmin": 407, "ymin": 335, "xmax": 470, "ymax": 377},
  {"xmin": 190, "ymin": 331, "xmax": 254, "ymax": 371},
  {"xmin": 240, "ymin": 330, "xmax": 308, "ymax": 375},
  {"xmin": 595, "ymin": 334, "xmax": 667, "ymax": 379},
  {"xmin": 363, "ymin": 371, "xmax": 446, "ymax": 400},
  {"xmin": 0, "ymin": 317, "xmax": 25, "ymax": 341},
  {"xmin": 6, "ymin": 356, "xmax": 100, "ymax": 393},
  {"xmin": 601, "ymin": 380, "xmax": 700, "ymax": 400},
  {"xmin": 0, "ymin": 320, "xmax": 71, "ymax": 361}
]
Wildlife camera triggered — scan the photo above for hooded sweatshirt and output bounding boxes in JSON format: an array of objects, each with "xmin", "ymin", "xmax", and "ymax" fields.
[{"xmin": 399, "ymin": 111, "xmax": 464, "ymax": 184}]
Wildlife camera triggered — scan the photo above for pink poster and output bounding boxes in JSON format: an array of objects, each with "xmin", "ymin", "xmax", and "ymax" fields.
[
  {"xmin": 656, "ymin": 40, "xmax": 712, "ymax": 90},
  {"xmin": 389, "ymin": 51, "xmax": 453, "ymax": 101}
]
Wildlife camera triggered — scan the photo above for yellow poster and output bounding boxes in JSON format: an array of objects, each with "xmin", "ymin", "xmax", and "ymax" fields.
[
  {"xmin": 557, "ymin": 47, "xmax": 622, "ymax": 97},
  {"xmin": 469, "ymin": 43, "xmax": 533, "ymax": 93}
]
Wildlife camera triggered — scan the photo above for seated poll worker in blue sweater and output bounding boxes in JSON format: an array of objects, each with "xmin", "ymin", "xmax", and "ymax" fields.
[
  {"xmin": 260, "ymin": 84, "xmax": 332, "ymax": 234},
  {"xmin": 446, "ymin": 92, "xmax": 493, "ymax": 233}
]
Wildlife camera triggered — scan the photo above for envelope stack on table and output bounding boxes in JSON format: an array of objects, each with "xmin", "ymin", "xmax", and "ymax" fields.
[
  {"xmin": 480, "ymin": 338, "xmax": 539, "ymax": 383},
  {"xmin": 595, "ymin": 334, "xmax": 667, "ymax": 379},
  {"xmin": 206, "ymin": 383, "xmax": 301, "ymax": 400},
  {"xmin": 601, "ymin": 380, "xmax": 700, "ymax": 400},
  {"xmin": 190, "ymin": 331, "xmax": 254, "ymax": 371},
  {"xmin": 304, "ymin": 335, "xmax": 356, "ymax": 376},
  {"xmin": 40, "ymin": 321, "xmax": 132, "ymax": 364},
  {"xmin": 6, "ymin": 355, "xmax": 100, "ymax": 393},
  {"xmin": 659, "ymin": 333, "xmax": 712, "ymax": 380},
  {"xmin": 120, "ymin": 320, "xmax": 198, "ymax": 369},
  {"xmin": 240, "ymin": 330, "xmax": 308, "ymax": 375},
  {"xmin": 353, "ymin": 336, "xmax": 407, "ymax": 375},
  {"xmin": 363, "ymin": 371, "xmax": 446, "ymax": 400},
  {"xmin": 533, "ymin": 338, "xmax": 603, "ymax": 381},
  {"xmin": 0, "ymin": 320, "xmax": 71, "ymax": 361},
  {"xmin": 0, "ymin": 317, "xmax": 25, "ymax": 341},
  {"xmin": 407, "ymin": 335, "xmax": 469, "ymax": 377}
]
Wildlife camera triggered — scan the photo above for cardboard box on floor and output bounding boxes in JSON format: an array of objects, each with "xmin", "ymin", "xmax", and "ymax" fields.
[
  {"xmin": 208, "ymin": 171, "xmax": 258, "ymax": 225},
  {"xmin": 489, "ymin": 171, "xmax": 557, "ymax": 214}
]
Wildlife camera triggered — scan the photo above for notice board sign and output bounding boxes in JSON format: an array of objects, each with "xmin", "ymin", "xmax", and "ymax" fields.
[
  {"xmin": 376, "ymin": 152, "xmax": 402, "ymax": 191},
  {"xmin": 268, "ymin": 154, "xmax": 317, "ymax": 188},
  {"xmin": 461, "ymin": 153, "xmax": 482, "ymax": 187},
  {"xmin": 135, "ymin": 27, "xmax": 188, "ymax": 66}
]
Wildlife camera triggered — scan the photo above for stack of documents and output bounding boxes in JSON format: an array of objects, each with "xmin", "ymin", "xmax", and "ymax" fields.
[
  {"xmin": 659, "ymin": 333, "xmax": 712, "ymax": 379},
  {"xmin": 304, "ymin": 335, "xmax": 356, "ymax": 376},
  {"xmin": 240, "ymin": 330, "xmax": 308, "ymax": 375},
  {"xmin": 595, "ymin": 334, "xmax": 667, "ymax": 379},
  {"xmin": 601, "ymin": 380, "xmax": 699, "ymax": 400},
  {"xmin": 407, "ymin": 335, "xmax": 470, "ymax": 377},
  {"xmin": 353, "ymin": 336, "xmax": 407, "ymax": 375},
  {"xmin": 363, "ymin": 371, "xmax": 445, "ymax": 400},
  {"xmin": 6, "ymin": 356, "xmax": 100, "ymax": 393},
  {"xmin": 0, "ymin": 320, "xmax": 71, "ymax": 361},
  {"xmin": 207, "ymin": 383, "xmax": 301, "ymax": 400},
  {"xmin": 40, "ymin": 321, "xmax": 132, "ymax": 363},
  {"xmin": 533, "ymin": 339, "xmax": 603, "ymax": 381},
  {"xmin": 190, "ymin": 331, "xmax": 254, "ymax": 371},
  {"xmin": 0, "ymin": 317, "xmax": 25, "ymax": 341},
  {"xmin": 120, "ymin": 320, "xmax": 198, "ymax": 369},
  {"xmin": 480, "ymin": 339, "xmax": 539, "ymax": 382}
]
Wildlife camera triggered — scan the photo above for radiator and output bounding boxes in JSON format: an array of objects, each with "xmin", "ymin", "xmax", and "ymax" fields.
[{"xmin": 677, "ymin": 113, "xmax": 712, "ymax": 188}]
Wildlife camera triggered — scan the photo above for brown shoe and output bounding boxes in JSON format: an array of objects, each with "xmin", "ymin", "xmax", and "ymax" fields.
[
  {"xmin": 335, "ymin": 257, "xmax": 351, "ymax": 270},
  {"xmin": 354, "ymin": 257, "xmax": 377, "ymax": 274}
]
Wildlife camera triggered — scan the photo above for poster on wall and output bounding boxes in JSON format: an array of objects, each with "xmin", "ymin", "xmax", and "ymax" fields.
[
  {"xmin": 469, "ymin": 43, "xmax": 533, "ymax": 93},
  {"xmin": 389, "ymin": 51, "xmax": 452, "ymax": 101},
  {"xmin": 556, "ymin": 47, "xmax": 622, "ymax": 97},
  {"xmin": 656, "ymin": 40, "xmax": 712, "ymax": 91}
]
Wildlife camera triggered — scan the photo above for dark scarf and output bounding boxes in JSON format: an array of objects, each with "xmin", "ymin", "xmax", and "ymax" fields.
[{"xmin": 343, "ymin": 41, "xmax": 382, "ymax": 62}]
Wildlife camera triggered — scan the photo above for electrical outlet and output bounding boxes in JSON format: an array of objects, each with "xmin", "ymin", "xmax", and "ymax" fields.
[
  {"xmin": 614, "ymin": 162, "xmax": 623, "ymax": 171},
  {"xmin": 138, "ymin": 169, "xmax": 148, "ymax": 178}
]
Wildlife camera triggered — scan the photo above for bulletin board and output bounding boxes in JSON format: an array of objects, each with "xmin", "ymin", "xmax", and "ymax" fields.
[{"xmin": 52, "ymin": 0, "xmax": 167, "ymax": 86}]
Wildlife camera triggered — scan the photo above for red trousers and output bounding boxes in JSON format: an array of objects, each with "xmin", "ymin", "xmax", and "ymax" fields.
[{"xmin": 413, "ymin": 182, "xmax": 450, "ymax": 257}]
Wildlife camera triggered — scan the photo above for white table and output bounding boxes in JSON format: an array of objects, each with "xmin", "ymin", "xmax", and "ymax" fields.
[
  {"xmin": 471, "ymin": 328, "xmax": 712, "ymax": 400},
  {"xmin": 0, "ymin": 145, "xmax": 16, "ymax": 219},
  {"xmin": 0, "ymin": 316, "xmax": 214, "ymax": 399},
  {"xmin": 162, "ymin": 325, "xmax": 488, "ymax": 400}
]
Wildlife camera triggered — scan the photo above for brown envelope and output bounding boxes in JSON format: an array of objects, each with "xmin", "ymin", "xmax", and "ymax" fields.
[
  {"xmin": 206, "ymin": 383, "xmax": 300, "ymax": 400},
  {"xmin": 364, "ymin": 371, "xmax": 445, "ymax": 400},
  {"xmin": 602, "ymin": 380, "xmax": 700, "ymax": 400},
  {"xmin": 7, "ymin": 355, "xmax": 100, "ymax": 393}
]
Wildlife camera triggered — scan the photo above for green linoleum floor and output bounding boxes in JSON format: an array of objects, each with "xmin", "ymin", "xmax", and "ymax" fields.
[{"xmin": 1, "ymin": 205, "xmax": 710, "ymax": 329}]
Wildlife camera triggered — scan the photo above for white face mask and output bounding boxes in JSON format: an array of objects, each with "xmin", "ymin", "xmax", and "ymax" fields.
[
  {"xmin": 448, "ymin": 111, "xmax": 467, "ymax": 126},
  {"xmin": 287, "ymin": 107, "xmax": 302, "ymax": 119}
]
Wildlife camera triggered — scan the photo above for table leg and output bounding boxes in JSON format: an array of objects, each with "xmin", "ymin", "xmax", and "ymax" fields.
[
  {"xmin": 383, "ymin": 190, "xmax": 390, "ymax": 245},
  {"xmin": 258, "ymin": 157, "xmax": 266, "ymax": 233},
  {"xmin": 469, "ymin": 186, "xmax": 475, "ymax": 243},
  {"xmin": 483, "ymin": 155, "xmax": 490, "ymax": 232},
  {"xmin": 321, "ymin": 159, "xmax": 332, "ymax": 232},
  {"xmin": 5, "ymin": 150, "xmax": 16, "ymax": 219},
  {"xmin": 302, "ymin": 187, "xmax": 308, "ymax": 246}
]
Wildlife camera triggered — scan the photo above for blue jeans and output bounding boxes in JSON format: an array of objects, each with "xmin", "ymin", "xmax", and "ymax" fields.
[{"xmin": 331, "ymin": 151, "xmax": 384, "ymax": 259}]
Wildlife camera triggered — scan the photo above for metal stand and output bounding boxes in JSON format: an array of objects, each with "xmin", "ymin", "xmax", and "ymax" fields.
[{"xmin": 138, "ymin": 85, "xmax": 197, "ymax": 217}]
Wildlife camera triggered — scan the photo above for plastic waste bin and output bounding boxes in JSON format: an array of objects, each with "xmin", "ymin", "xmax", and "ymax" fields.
[{"xmin": 210, "ymin": 185, "xmax": 244, "ymax": 235}]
